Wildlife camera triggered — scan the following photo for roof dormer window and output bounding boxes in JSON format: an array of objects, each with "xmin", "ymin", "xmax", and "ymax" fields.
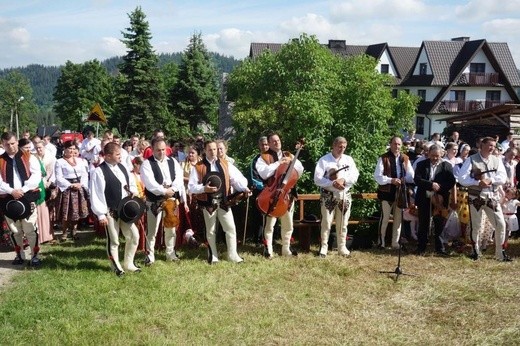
[{"xmin": 419, "ymin": 63, "xmax": 427, "ymax": 75}]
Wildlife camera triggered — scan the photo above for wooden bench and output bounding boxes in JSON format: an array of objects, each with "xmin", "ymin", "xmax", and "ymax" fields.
[{"xmin": 294, "ymin": 192, "xmax": 389, "ymax": 252}]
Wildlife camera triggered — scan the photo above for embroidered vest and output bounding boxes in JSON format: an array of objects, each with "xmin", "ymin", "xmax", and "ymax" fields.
[
  {"xmin": 0, "ymin": 151, "xmax": 40, "ymax": 202},
  {"xmin": 377, "ymin": 151, "xmax": 409, "ymax": 202},
  {"xmin": 194, "ymin": 158, "xmax": 230, "ymax": 206}
]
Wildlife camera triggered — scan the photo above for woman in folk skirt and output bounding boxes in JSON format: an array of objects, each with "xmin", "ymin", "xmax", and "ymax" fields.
[{"xmin": 55, "ymin": 140, "xmax": 90, "ymax": 241}]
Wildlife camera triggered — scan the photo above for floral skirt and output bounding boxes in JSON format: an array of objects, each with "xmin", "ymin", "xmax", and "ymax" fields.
[{"xmin": 57, "ymin": 188, "xmax": 90, "ymax": 222}]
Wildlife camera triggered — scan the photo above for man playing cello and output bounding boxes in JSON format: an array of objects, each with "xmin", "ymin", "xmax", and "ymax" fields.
[{"xmin": 256, "ymin": 133, "xmax": 304, "ymax": 258}]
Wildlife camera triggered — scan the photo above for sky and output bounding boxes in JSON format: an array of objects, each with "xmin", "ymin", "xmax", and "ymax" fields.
[{"xmin": 1, "ymin": 0, "xmax": 519, "ymax": 69}]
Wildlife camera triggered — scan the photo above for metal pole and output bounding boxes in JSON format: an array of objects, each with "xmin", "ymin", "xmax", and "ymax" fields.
[
  {"xmin": 15, "ymin": 104, "xmax": 19, "ymax": 139},
  {"xmin": 10, "ymin": 107, "xmax": 13, "ymax": 132}
]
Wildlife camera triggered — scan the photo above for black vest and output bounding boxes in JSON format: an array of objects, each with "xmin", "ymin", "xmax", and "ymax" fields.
[
  {"xmin": 145, "ymin": 156, "xmax": 176, "ymax": 202},
  {"xmin": 0, "ymin": 151, "xmax": 40, "ymax": 202},
  {"xmin": 99, "ymin": 162, "xmax": 130, "ymax": 210}
]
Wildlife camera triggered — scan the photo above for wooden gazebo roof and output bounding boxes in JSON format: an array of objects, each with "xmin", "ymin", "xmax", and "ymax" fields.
[{"xmin": 439, "ymin": 104, "xmax": 520, "ymax": 128}]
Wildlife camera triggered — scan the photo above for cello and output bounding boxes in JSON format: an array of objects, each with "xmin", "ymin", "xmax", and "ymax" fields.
[{"xmin": 256, "ymin": 139, "xmax": 305, "ymax": 217}]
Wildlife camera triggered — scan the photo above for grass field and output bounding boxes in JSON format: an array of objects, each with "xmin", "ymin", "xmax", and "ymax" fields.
[{"xmin": 1, "ymin": 232, "xmax": 519, "ymax": 345}]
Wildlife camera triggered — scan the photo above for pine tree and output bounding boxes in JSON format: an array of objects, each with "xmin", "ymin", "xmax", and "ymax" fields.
[
  {"xmin": 172, "ymin": 33, "xmax": 219, "ymax": 134},
  {"xmin": 114, "ymin": 6, "xmax": 168, "ymax": 138}
]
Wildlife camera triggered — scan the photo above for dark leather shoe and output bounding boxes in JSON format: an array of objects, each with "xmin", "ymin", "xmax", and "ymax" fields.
[
  {"xmin": 29, "ymin": 256, "xmax": 42, "ymax": 267},
  {"xmin": 499, "ymin": 255, "xmax": 513, "ymax": 262},
  {"xmin": 144, "ymin": 257, "xmax": 153, "ymax": 267},
  {"xmin": 12, "ymin": 255, "xmax": 25, "ymax": 265},
  {"xmin": 115, "ymin": 269, "xmax": 125, "ymax": 278},
  {"xmin": 436, "ymin": 250, "xmax": 450, "ymax": 257},
  {"xmin": 469, "ymin": 252, "xmax": 480, "ymax": 261}
]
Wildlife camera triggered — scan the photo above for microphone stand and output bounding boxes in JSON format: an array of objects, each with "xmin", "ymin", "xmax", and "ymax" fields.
[{"xmin": 379, "ymin": 157, "xmax": 415, "ymax": 282}]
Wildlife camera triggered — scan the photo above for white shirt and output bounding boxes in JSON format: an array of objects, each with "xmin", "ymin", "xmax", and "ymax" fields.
[
  {"xmin": 54, "ymin": 157, "xmax": 89, "ymax": 192},
  {"xmin": 80, "ymin": 137, "xmax": 101, "ymax": 162},
  {"xmin": 140, "ymin": 156, "xmax": 185, "ymax": 203},
  {"xmin": 188, "ymin": 157, "xmax": 249, "ymax": 195},
  {"xmin": 373, "ymin": 152, "xmax": 414, "ymax": 185},
  {"xmin": 255, "ymin": 150, "xmax": 304, "ymax": 181},
  {"xmin": 314, "ymin": 152, "xmax": 359, "ymax": 196},
  {"xmin": 0, "ymin": 153, "xmax": 42, "ymax": 194},
  {"xmin": 457, "ymin": 153, "xmax": 508, "ymax": 198},
  {"xmin": 45, "ymin": 142, "xmax": 57, "ymax": 158},
  {"xmin": 90, "ymin": 161, "xmax": 138, "ymax": 221}
]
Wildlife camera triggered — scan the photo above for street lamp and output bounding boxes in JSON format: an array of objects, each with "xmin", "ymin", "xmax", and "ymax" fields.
[{"xmin": 15, "ymin": 96, "xmax": 24, "ymax": 139}]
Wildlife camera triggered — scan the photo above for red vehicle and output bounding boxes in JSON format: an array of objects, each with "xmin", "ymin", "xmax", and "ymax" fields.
[{"xmin": 60, "ymin": 132, "xmax": 83, "ymax": 143}]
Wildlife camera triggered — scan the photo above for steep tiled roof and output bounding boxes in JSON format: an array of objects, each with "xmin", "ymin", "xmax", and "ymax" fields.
[
  {"xmin": 422, "ymin": 40, "xmax": 465, "ymax": 85},
  {"xmin": 249, "ymin": 43, "xmax": 283, "ymax": 58},
  {"xmin": 450, "ymin": 39, "xmax": 485, "ymax": 82},
  {"xmin": 388, "ymin": 46, "xmax": 420, "ymax": 82},
  {"xmin": 345, "ymin": 45, "xmax": 367, "ymax": 56},
  {"xmin": 487, "ymin": 42, "xmax": 520, "ymax": 86},
  {"xmin": 365, "ymin": 43, "xmax": 388, "ymax": 60}
]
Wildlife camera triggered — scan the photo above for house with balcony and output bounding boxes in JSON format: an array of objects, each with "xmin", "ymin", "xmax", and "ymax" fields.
[{"xmin": 249, "ymin": 37, "xmax": 520, "ymax": 140}]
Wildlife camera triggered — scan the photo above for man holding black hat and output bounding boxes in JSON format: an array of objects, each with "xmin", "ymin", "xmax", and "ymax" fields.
[
  {"xmin": 140, "ymin": 137, "xmax": 185, "ymax": 265},
  {"xmin": 188, "ymin": 140, "xmax": 250, "ymax": 264},
  {"xmin": 0, "ymin": 131, "xmax": 42, "ymax": 266},
  {"xmin": 90, "ymin": 142, "xmax": 144, "ymax": 277}
]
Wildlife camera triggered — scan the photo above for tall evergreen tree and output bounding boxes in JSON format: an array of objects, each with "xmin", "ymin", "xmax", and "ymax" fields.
[
  {"xmin": 114, "ymin": 6, "xmax": 168, "ymax": 138},
  {"xmin": 172, "ymin": 33, "xmax": 220, "ymax": 134}
]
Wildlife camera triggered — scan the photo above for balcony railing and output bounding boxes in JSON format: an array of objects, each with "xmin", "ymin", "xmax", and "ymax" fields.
[
  {"xmin": 437, "ymin": 99, "xmax": 511, "ymax": 113},
  {"xmin": 456, "ymin": 72, "xmax": 500, "ymax": 85}
]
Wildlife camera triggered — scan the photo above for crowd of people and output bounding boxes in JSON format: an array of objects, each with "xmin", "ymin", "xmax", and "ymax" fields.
[
  {"xmin": 376, "ymin": 130, "xmax": 519, "ymax": 261},
  {"xmin": 0, "ymin": 127, "xmax": 517, "ymax": 277}
]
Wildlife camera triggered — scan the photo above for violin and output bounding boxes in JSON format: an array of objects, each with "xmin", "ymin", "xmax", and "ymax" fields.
[
  {"xmin": 256, "ymin": 138, "xmax": 305, "ymax": 217},
  {"xmin": 328, "ymin": 165, "xmax": 349, "ymax": 187},
  {"xmin": 471, "ymin": 168, "xmax": 497, "ymax": 180}
]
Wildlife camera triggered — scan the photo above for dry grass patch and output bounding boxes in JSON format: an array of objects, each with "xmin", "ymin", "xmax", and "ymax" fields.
[{"xmin": 0, "ymin": 236, "xmax": 519, "ymax": 345}]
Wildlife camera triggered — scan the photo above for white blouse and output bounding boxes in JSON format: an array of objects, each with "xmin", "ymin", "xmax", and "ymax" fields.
[{"xmin": 55, "ymin": 157, "xmax": 89, "ymax": 192}]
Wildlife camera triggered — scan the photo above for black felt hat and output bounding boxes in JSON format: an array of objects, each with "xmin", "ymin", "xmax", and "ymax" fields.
[
  {"xmin": 2, "ymin": 197, "xmax": 33, "ymax": 221},
  {"xmin": 202, "ymin": 171, "xmax": 226, "ymax": 197},
  {"xmin": 117, "ymin": 196, "xmax": 146, "ymax": 223}
]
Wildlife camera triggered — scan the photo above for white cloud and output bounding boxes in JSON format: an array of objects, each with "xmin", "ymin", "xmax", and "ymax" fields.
[
  {"xmin": 455, "ymin": 0, "xmax": 520, "ymax": 22},
  {"xmin": 201, "ymin": 28, "xmax": 253, "ymax": 58},
  {"xmin": 329, "ymin": 0, "xmax": 431, "ymax": 22}
]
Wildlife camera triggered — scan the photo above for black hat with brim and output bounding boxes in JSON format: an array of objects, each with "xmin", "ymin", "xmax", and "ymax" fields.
[
  {"xmin": 117, "ymin": 196, "xmax": 146, "ymax": 223},
  {"xmin": 2, "ymin": 197, "xmax": 33, "ymax": 221}
]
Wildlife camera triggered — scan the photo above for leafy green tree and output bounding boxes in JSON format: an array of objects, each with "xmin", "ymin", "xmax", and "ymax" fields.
[
  {"xmin": 53, "ymin": 60, "xmax": 113, "ymax": 131},
  {"xmin": 0, "ymin": 71, "xmax": 37, "ymax": 134},
  {"xmin": 114, "ymin": 6, "xmax": 168, "ymax": 138},
  {"xmin": 227, "ymin": 34, "xmax": 418, "ymax": 216},
  {"xmin": 172, "ymin": 33, "xmax": 220, "ymax": 135}
]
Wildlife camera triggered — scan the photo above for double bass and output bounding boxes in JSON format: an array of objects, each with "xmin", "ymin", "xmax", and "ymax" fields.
[{"xmin": 256, "ymin": 139, "xmax": 305, "ymax": 218}]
